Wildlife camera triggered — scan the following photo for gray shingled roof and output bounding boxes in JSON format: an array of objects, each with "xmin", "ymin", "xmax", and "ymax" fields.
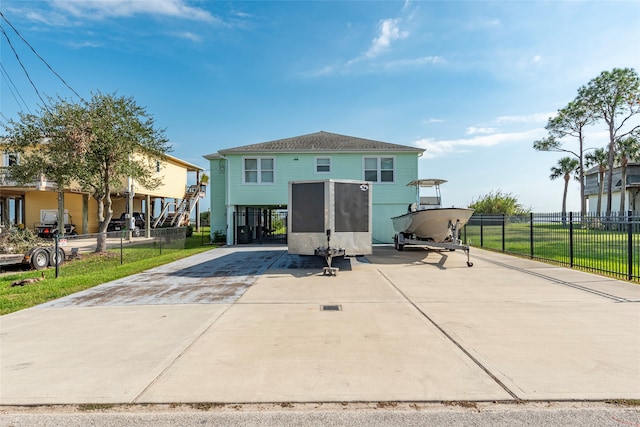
[{"xmin": 215, "ymin": 131, "xmax": 423, "ymax": 154}]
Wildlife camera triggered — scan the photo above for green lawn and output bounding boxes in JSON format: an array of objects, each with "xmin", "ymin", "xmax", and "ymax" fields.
[
  {"xmin": 464, "ymin": 221, "xmax": 640, "ymax": 281},
  {"xmin": 0, "ymin": 228, "xmax": 216, "ymax": 315}
]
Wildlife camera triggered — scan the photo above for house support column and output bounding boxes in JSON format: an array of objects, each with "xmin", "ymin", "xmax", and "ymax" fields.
[
  {"xmin": 13, "ymin": 197, "xmax": 22, "ymax": 227},
  {"xmin": 1, "ymin": 197, "xmax": 8, "ymax": 228},
  {"xmin": 145, "ymin": 194, "xmax": 151, "ymax": 238},
  {"xmin": 195, "ymin": 170, "xmax": 201, "ymax": 232},
  {"xmin": 20, "ymin": 195, "xmax": 25, "ymax": 228},
  {"xmin": 227, "ymin": 205, "xmax": 235, "ymax": 245},
  {"xmin": 82, "ymin": 194, "xmax": 89, "ymax": 235}
]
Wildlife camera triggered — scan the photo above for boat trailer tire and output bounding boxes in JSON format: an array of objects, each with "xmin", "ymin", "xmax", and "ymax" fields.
[
  {"xmin": 394, "ymin": 234, "xmax": 404, "ymax": 251},
  {"xmin": 29, "ymin": 248, "xmax": 50, "ymax": 270}
]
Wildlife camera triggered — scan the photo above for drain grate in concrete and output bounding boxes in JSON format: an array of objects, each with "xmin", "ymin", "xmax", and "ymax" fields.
[{"xmin": 321, "ymin": 305, "xmax": 342, "ymax": 311}]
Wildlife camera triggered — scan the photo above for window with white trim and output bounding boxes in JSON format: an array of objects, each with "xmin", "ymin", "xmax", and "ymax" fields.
[
  {"xmin": 363, "ymin": 156, "xmax": 394, "ymax": 183},
  {"xmin": 315, "ymin": 157, "xmax": 331, "ymax": 173},
  {"xmin": 244, "ymin": 157, "xmax": 275, "ymax": 184},
  {"xmin": 3, "ymin": 152, "xmax": 19, "ymax": 166}
]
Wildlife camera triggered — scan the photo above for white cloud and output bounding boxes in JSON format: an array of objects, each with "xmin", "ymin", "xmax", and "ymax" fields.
[
  {"xmin": 495, "ymin": 112, "xmax": 554, "ymax": 124},
  {"xmin": 50, "ymin": 0, "xmax": 217, "ymax": 22},
  {"xmin": 414, "ymin": 128, "xmax": 545, "ymax": 159},
  {"xmin": 366, "ymin": 18, "xmax": 409, "ymax": 58},
  {"xmin": 423, "ymin": 118, "xmax": 445, "ymax": 124},
  {"xmin": 382, "ymin": 56, "xmax": 445, "ymax": 70},
  {"xmin": 175, "ymin": 31, "xmax": 202, "ymax": 42},
  {"xmin": 466, "ymin": 127, "xmax": 498, "ymax": 135}
]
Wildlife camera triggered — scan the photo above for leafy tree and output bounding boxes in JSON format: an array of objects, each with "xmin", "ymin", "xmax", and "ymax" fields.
[
  {"xmin": 616, "ymin": 135, "xmax": 640, "ymax": 214},
  {"xmin": 585, "ymin": 147, "xmax": 608, "ymax": 215},
  {"xmin": 549, "ymin": 156, "xmax": 579, "ymax": 217},
  {"xmin": 469, "ymin": 190, "xmax": 530, "ymax": 215},
  {"xmin": 200, "ymin": 210, "xmax": 210, "ymax": 226},
  {"xmin": 3, "ymin": 92, "xmax": 171, "ymax": 251},
  {"xmin": 577, "ymin": 68, "xmax": 640, "ymax": 217},
  {"xmin": 533, "ymin": 98, "xmax": 596, "ymax": 215}
]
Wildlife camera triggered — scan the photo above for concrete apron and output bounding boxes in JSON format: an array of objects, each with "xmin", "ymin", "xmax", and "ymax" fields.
[{"xmin": 0, "ymin": 246, "xmax": 638, "ymax": 405}]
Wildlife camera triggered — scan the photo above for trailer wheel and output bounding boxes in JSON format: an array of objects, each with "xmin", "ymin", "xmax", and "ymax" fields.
[
  {"xmin": 30, "ymin": 248, "xmax": 50, "ymax": 270},
  {"xmin": 48, "ymin": 247, "xmax": 65, "ymax": 267},
  {"xmin": 394, "ymin": 235, "xmax": 404, "ymax": 251}
]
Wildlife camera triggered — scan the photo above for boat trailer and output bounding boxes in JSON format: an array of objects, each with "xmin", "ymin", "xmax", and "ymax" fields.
[{"xmin": 393, "ymin": 219, "xmax": 473, "ymax": 267}]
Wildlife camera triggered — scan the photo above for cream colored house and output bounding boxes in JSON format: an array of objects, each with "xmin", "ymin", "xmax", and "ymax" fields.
[{"xmin": 1, "ymin": 147, "xmax": 204, "ymax": 234}]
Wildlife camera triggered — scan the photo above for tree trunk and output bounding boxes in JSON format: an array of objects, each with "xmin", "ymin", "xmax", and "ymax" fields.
[
  {"xmin": 604, "ymin": 122, "xmax": 615, "ymax": 217},
  {"xmin": 597, "ymin": 169, "xmax": 605, "ymax": 216},
  {"xmin": 619, "ymin": 160, "xmax": 627, "ymax": 215},
  {"xmin": 579, "ymin": 132, "xmax": 586, "ymax": 217},
  {"xmin": 562, "ymin": 175, "xmax": 569, "ymax": 215}
]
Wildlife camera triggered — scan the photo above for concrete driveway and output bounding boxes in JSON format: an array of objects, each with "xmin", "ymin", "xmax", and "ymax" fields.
[{"xmin": 0, "ymin": 245, "xmax": 638, "ymax": 406}]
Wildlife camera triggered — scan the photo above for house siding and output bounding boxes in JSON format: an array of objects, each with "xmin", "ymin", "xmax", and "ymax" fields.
[
  {"xmin": 209, "ymin": 157, "xmax": 228, "ymax": 235},
  {"xmin": 209, "ymin": 151, "xmax": 419, "ymax": 244},
  {"xmin": 584, "ymin": 164, "xmax": 640, "ymax": 213}
]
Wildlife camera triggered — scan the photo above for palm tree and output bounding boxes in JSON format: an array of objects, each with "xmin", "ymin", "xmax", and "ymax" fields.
[
  {"xmin": 550, "ymin": 157, "xmax": 580, "ymax": 221},
  {"xmin": 617, "ymin": 136, "xmax": 640, "ymax": 214},
  {"xmin": 585, "ymin": 148, "xmax": 609, "ymax": 215}
]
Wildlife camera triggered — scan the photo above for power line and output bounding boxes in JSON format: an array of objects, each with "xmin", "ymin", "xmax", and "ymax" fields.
[
  {"xmin": 0, "ymin": 10, "xmax": 85, "ymax": 104},
  {"xmin": 0, "ymin": 23, "xmax": 49, "ymax": 109},
  {"xmin": 0, "ymin": 62, "xmax": 32, "ymax": 114}
]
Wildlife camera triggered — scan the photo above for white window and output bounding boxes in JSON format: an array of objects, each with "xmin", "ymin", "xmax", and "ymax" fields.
[
  {"xmin": 3, "ymin": 152, "xmax": 19, "ymax": 166},
  {"xmin": 244, "ymin": 157, "xmax": 275, "ymax": 184},
  {"xmin": 363, "ymin": 156, "xmax": 394, "ymax": 183},
  {"xmin": 315, "ymin": 157, "xmax": 331, "ymax": 174}
]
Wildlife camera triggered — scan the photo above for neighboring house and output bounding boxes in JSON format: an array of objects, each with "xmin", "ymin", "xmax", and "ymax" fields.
[
  {"xmin": 0, "ymin": 144, "xmax": 205, "ymax": 234},
  {"xmin": 584, "ymin": 162, "xmax": 640, "ymax": 213},
  {"xmin": 204, "ymin": 131, "xmax": 425, "ymax": 244}
]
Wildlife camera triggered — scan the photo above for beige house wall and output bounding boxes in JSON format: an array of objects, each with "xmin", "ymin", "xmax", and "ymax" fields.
[{"xmin": 132, "ymin": 157, "xmax": 189, "ymax": 199}]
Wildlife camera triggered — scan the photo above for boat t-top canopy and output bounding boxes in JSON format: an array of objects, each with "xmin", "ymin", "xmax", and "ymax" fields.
[{"xmin": 406, "ymin": 179, "xmax": 448, "ymax": 187}]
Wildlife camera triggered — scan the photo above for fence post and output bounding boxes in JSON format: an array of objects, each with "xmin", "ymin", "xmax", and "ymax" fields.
[
  {"xmin": 529, "ymin": 212, "xmax": 534, "ymax": 259},
  {"xmin": 120, "ymin": 233, "xmax": 123, "ymax": 265},
  {"xmin": 480, "ymin": 214, "xmax": 484, "ymax": 247},
  {"xmin": 569, "ymin": 211, "xmax": 574, "ymax": 268},
  {"xmin": 501, "ymin": 213, "xmax": 505, "ymax": 252},
  {"xmin": 55, "ymin": 233, "xmax": 60, "ymax": 278},
  {"xmin": 628, "ymin": 210, "xmax": 633, "ymax": 281}
]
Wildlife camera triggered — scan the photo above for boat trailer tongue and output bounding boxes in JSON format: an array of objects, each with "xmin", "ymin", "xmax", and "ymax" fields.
[{"xmin": 314, "ymin": 229, "xmax": 345, "ymax": 276}]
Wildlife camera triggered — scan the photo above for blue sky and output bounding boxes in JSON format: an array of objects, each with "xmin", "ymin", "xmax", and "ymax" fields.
[{"xmin": 1, "ymin": 0, "xmax": 639, "ymax": 212}]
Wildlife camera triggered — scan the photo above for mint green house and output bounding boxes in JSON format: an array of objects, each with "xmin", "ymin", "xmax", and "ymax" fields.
[{"xmin": 203, "ymin": 131, "xmax": 424, "ymax": 245}]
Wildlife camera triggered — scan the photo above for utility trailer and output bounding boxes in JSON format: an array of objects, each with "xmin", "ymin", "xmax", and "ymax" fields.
[
  {"xmin": 288, "ymin": 179, "xmax": 372, "ymax": 275},
  {"xmin": 0, "ymin": 246, "xmax": 66, "ymax": 272}
]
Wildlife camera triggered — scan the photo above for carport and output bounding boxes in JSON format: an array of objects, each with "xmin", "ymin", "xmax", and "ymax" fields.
[{"xmin": 233, "ymin": 205, "xmax": 287, "ymax": 244}]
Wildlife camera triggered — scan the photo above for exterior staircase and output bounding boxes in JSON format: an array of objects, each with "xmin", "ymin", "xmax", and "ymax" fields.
[{"xmin": 153, "ymin": 182, "xmax": 206, "ymax": 228}]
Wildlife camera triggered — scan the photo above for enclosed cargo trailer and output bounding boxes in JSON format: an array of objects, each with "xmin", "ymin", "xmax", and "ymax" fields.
[{"xmin": 288, "ymin": 179, "xmax": 372, "ymax": 275}]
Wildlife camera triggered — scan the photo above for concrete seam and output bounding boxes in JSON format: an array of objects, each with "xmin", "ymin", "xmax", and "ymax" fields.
[
  {"xmin": 376, "ymin": 268, "xmax": 521, "ymax": 401},
  {"xmin": 130, "ymin": 304, "xmax": 235, "ymax": 404},
  {"xmin": 131, "ymin": 249, "xmax": 288, "ymax": 403},
  {"xmin": 472, "ymin": 255, "xmax": 632, "ymax": 303}
]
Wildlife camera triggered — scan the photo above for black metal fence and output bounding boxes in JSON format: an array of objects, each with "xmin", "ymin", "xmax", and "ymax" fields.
[
  {"xmin": 233, "ymin": 209, "xmax": 287, "ymax": 245},
  {"xmin": 54, "ymin": 227, "xmax": 190, "ymax": 265},
  {"xmin": 464, "ymin": 212, "xmax": 640, "ymax": 282}
]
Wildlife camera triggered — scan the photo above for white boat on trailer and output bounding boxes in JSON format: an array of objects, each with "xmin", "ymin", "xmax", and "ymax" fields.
[{"xmin": 391, "ymin": 179, "xmax": 474, "ymax": 267}]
